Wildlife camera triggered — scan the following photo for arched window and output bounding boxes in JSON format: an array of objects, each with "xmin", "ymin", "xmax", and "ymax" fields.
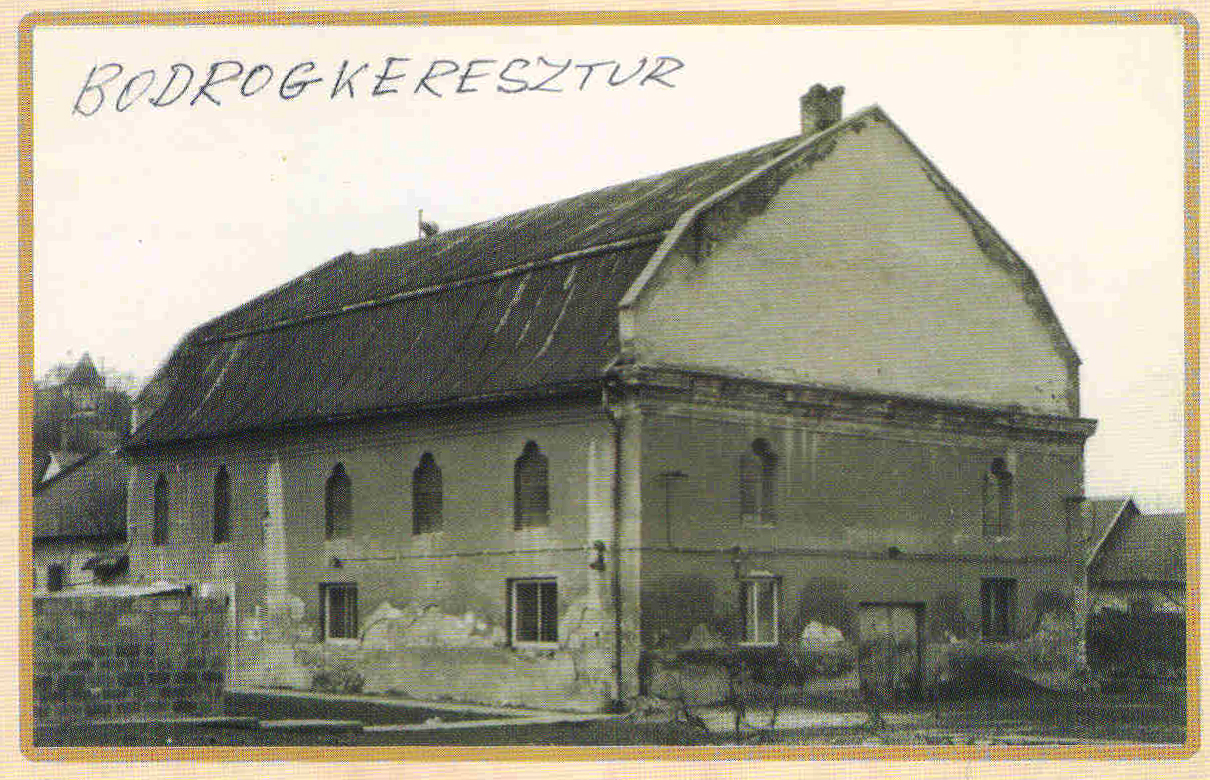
[
  {"xmin": 740, "ymin": 439, "xmax": 777, "ymax": 524},
  {"xmin": 213, "ymin": 467, "xmax": 231, "ymax": 544},
  {"xmin": 152, "ymin": 473, "xmax": 169, "ymax": 546},
  {"xmin": 325, "ymin": 464, "xmax": 352, "ymax": 539},
  {"xmin": 982, "ymin": 458, "xmax": 1013, "ymax": 538},
  {"xmin": 514, "ymin": 441, "xmax": 549, "ymax": 529},
  {"xmin": 412, "ymin": 453, "xmax": 443, "ymax": 534}
]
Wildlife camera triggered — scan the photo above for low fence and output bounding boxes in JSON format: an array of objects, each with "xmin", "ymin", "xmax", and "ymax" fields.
[{"xmin": 33, "ymin": 586, "xmax": 227, "ymax": 724}]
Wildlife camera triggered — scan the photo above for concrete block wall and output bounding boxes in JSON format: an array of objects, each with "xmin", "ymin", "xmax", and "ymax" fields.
[{"xmin": 33, "ymin": 591, "xmax": 226, "ymax": 724}]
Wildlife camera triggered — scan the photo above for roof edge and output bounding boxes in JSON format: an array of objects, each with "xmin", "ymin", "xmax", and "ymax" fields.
[
  {"xmin": 32, "ymin": 448, "xmax": 106, "ymax": 493},
  {"xmin": 1087, "ymin": 497, "xmax": 1138, "ymax": 569},
  {"xmin": 873, "ymin": 111, "xmax": 1083, "ymax": 369},
  {"xmin": 125, "ymin": 378, "xmax": 607, "ymax": 453}
]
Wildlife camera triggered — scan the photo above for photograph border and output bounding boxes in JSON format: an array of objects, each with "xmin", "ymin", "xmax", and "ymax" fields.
[{"xmin": 16, "ymin": 7, "xmax": 1201, "ymax": 761}]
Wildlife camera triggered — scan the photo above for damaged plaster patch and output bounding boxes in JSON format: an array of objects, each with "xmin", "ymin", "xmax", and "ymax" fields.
[{"xmin": 359, "ymin": 601, "xmax": 504, "ymax": 649}]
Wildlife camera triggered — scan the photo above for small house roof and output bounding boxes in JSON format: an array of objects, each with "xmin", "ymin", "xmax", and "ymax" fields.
[
  {"xmin": 1090, "ymin": 508, "xmax": 1186, "ymax": 586},
  {"xmin": 1082, "ymin": 497, "xmax": 1134, "ymax": 560},
  {"xmin": 33, "ymin": 448, "xmax": 128, "ymax": 542}
]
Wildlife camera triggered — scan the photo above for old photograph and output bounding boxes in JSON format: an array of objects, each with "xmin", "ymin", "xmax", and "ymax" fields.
[{"xmin": 26, "ymin": 17, "xmax": 1191, "ymax": 752}]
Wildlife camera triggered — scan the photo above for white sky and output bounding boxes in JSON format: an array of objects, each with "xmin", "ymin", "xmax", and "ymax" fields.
[{"xmin": 31, "ymin": 23, "xmax": 1187, "ymax": 512}]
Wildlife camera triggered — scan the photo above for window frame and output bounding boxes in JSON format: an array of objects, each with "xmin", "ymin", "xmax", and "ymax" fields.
[
  {"xmin": 980, "ymin": 577, "xmax": 1017, "ymax": 641},
  {"xmin": 513, "ymin": 441, "xmax": 550, "ymax": 530},
  {"xmin": 212, "ymin": 466, "xmax": 231, "ymax": 544},
  {"xmin": 412, "ymin": 453, "xmax": 443, "ymax": 535},
  {"xmin": 324, "ymin": 463, "xmax": 352, "ymax": 540},
  {"xmin": 152, "ymin": 473, "xmax": 169, "ymax": 546},
  {"xmin": 319, "ymin": 582, "xmax": 359, "ymax": 643},
  {"xmin": 740, "ymin": 576, "xmax": 780, "ymax": 646},
  {"xmin": 740, "ymin": 439, "xmax": 778, "ymax": 526},
  {"xmin": 509, "ymin": 577, "xmax": 559, "ymax": 648}
]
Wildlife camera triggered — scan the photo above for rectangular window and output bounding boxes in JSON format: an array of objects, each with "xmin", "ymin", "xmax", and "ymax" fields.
[
  {"xmin": 741, "ymin": 578, "xmax": 779, "ymax": 645},
  {"xmin": 980, "ymin": 578, "xmax": 1016, "ymax": 640},
  {"xmin": 321, "ymin": 583, "xmax": 358, "ymax": 640},
  {"xmin": 511, "ymin": 578, "xmax": 557, "ymax": 645}
]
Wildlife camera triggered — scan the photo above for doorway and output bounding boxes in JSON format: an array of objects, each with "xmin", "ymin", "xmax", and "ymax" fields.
[{"xmin": 857, "ymin": 602, "xmax": 924, "ymax": 700}]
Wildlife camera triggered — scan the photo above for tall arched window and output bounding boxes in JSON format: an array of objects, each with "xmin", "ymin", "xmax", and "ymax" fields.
[
  {"xmin": 514, "ymin": 441, "xmax": 549, "ymax": 529},
  {"xmin": 152, "ymin": 473, "xmax": 169, "ymax": 546},
  {"xmin": 213, "ymin": 467, "xmax": 231, "ymax": 544},
  {"xmin": 740, "ymin": 438, "xmax": 777, "ymax": 524},
  {"xmin": 412, "ymin": 453, "xmax": 443, "ymax": 534},
  {"xmin": 325, "ymin": 463, "xmax": 352, "ymax": 539},
  {"xmin": 982, "ymin": 457, "xmax": 1013, "ymax": 538}
]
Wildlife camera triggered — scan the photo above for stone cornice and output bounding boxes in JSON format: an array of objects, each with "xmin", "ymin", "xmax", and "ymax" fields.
[{"xmin": 609, "ymin": 363, "xmax": 1097, "ymax": 443}]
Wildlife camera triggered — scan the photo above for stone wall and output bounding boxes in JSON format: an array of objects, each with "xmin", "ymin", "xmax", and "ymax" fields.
[{"xmin": 33, "ymin": 589, "xmax": 226, "ymax": 724}]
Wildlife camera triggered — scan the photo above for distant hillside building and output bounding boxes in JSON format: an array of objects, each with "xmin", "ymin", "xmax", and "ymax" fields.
[{"xmin": 34, "ymin": 353, "xmax": 131, "ymax": 461}]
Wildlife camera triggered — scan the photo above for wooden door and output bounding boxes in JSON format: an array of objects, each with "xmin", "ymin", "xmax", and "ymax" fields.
[{"xmin": 857, "ymin": 603, "xmax": 923, "ymax": 700}]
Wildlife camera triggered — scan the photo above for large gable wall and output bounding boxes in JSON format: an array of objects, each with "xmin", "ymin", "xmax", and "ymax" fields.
[{"xmin": 630, "ymin": 117, "xmax": 1076, "ymax": 417}]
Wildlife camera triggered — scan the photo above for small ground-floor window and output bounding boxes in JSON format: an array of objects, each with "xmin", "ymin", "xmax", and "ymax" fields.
[
  {"xmin": 46, "ymin": 563, "xmax": 65, "ymax": 592},
  {"xmin": 741, "ymin": 578, "xmax": 779, "ymax": 645},
  {"xmin": 511, "ymin": 578, "xmax": 558, "ymax": 646},
  {"xmin": 981, "ymin": 577, "xmax": 1017, "ymax": 640},
  {"xmin": 321, "ymin": 583, "xmax": 358, "ymax": 640}
]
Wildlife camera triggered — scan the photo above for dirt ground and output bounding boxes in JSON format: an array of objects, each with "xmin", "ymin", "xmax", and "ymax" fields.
[{"xmin": 31, "ymin": 686, "xmax": 1187, "ymax": 748}]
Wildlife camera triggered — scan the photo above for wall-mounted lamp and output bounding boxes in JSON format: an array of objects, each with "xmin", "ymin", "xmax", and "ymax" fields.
[
  {"xmin": 329, "ymin": 556, "xmax": 343, "ymax": 569},
  {"xmin": 729, "ymin": 545, "xmax": 746, "ymax": 578},
  {"xmin": 589, "ymin": 541, "xmax": 607, "ymax": 571}
]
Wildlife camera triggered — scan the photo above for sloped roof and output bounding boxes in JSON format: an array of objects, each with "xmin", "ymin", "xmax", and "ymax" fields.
[
  {"xmin": 1090, "ymin": 510, "xmax": 1186, "ymax": 585},
  {"xmin": 64, "ymin": 353, "xmax": 103, "ymax": 388},
  {"xmin": 33, "ymin": 449, "xmax": 128, "ymax": 541},
  {"xmin": 33, "ymin": 447, "xmax": 51, "ymax": 486},
  {"xmin": 128, "ymin": 100, "xmax": 1083, "ymax": 449},
  {"xmin": 130, "ymin": 131, "xmax": 809, "ymax": 446},
  {"xmin": 1083, "ymin": 497, "xmax": 1134, "ymax": 560}
]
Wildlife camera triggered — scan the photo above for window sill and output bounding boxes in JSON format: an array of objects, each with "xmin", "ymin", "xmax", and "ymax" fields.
[
  {"xmin": 511, "ymin": 642, "xmax": 559, "ymax": 655},
  {"xmin": 324, "ymin": 637, "xmax": 360, "ymax": 646},
  {"xmin": 739, "ymin": 640, "xmax": 779, "ymax": 648}
]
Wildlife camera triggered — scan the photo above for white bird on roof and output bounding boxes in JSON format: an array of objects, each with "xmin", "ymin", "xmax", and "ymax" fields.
[{"xmin": 418, "ymin": 209, "xmax": 440, "ymax": 238}]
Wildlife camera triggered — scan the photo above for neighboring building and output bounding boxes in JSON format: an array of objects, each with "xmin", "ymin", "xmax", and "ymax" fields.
[
  {"xmin": 33, "ymin": 448, "xmax": 129, "ymax": 592},
  {"xmin": 1083, "ymin": 498, "xmax": 1185, "ymax": 680},
  {"xmin": 123, "ymin": 86, "xmax": 1097, "ymax": 710},
  {"xmin": 1086, "ymin": 499, "xmax": 1185, "ymax": 614}
]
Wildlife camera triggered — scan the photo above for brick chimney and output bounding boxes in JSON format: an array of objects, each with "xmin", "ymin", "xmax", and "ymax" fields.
[{"xmin": 800, "ymin": 84, "xmax": 845, "ymax": 134}]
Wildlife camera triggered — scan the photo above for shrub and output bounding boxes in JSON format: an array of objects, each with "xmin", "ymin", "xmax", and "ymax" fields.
[
  {"xmin": 1087, "ymin": 608, "xmax": 1185, "ymax": 679},
  {"xmin": 311, "ymin": 664, "xmax": 365, "ymax": 694}
]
